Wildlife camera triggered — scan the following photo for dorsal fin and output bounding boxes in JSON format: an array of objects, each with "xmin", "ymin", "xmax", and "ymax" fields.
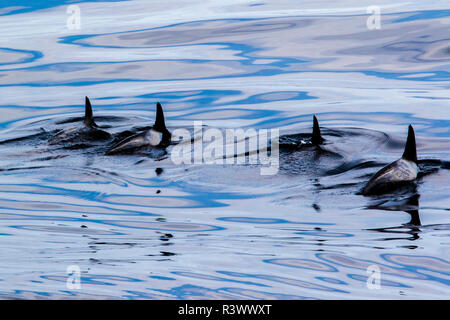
[
  {"xmin": 311, "ymin": 115, "xmax": 323, "ymax": 145},
  {"xmin": 402, "ymin": 125, "xmax": 417, "ymax": 163},
  {"xmin": 84, "ymin": 96, "xmax": 95, "ymax": 127},
  {"xmin": 153, "ymin": 102, "xmax": 167, "ymax": 132}
]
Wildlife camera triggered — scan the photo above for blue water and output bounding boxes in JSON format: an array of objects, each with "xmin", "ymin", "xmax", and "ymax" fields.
[{"xmin": 0, "ymin": 1, "xmax": 449, "ymax": 299}]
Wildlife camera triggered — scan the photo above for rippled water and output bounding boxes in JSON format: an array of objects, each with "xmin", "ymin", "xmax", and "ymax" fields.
[{"xmin": 0, "ymin": 1, "xmax": 449, "ymax": 299}]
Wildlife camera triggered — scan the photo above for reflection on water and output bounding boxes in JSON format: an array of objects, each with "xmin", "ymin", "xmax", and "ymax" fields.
[
  {"xmin": 368, "ymin": 194, "xmax": 422, "ymax": 241},
  {"xmin": 0, "ymin": 0, "xmax": 449, "ymax": 299}
]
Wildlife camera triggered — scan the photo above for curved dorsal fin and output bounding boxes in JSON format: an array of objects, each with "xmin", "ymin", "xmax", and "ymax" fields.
[
  {"xmin": 153, "ymin": 102, "xmax": 167, "ymax": 132},
  {"xmin": 84, "ymin": 96, "xmax": 95, "ymax": 127},
  {"xmin": 311, "ymin": 115, "xmax": 323, "ymax": 145},
  {"xmin": 402, "ymin": 125, "xmax": 417, "ymax": 163}
]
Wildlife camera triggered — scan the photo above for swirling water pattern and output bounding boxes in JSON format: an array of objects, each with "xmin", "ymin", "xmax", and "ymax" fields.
[{"xmin": 0, "ymin": 0, "xmax": 449, "ymax": 299}]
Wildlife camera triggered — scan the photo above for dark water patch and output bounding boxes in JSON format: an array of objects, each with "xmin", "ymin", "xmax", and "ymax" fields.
[
  {"xmin": 418, "ymin": 159, "xmax": 450, "ymax": 176},
  {"xmin": 368, "ymin": 224, "xmax": 422, "ymax": 242},
  {"xmin": 31, "ymin": 155, "xmax": 69, "ymax": 161},
  {"xmin": 366, "ymin": 194, "xmax": 420, "ymax": 213},
  {"xmin": 364, "ymin": 193, "xmax": 423, "ymax": 236},
  {"xmin": 159, "ymin": 233, "xmax": 173, "ymax": 241},
  {"xmin": 59, "ymin": 143, "xmax": 94, "ymax": 150},
  {"xmin": 0, "ymin": 130, "xmax": 51, "ymax": 145},
  {"xmin": 89, "ymin": 241, "xmax": 136, "ymax": 246},
  {"xmin": 0, "ymin": 166, "xmax": 50, "ymax": 172},
  {"xmin": 325, "ymin": 160, "xmax": 383, "ymax": 176},
  {"xmin": 147, "ymin": 251, "xmax": 177, "ymax": 257}
]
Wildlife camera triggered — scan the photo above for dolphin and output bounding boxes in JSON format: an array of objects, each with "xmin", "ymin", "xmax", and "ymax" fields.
[
  {"xmin": 106, "ymin": 102, "xmax": 171, "ymax": 155},
  {"xmin": 49, "ymin": 97, "xmax": 111, "ymax": 145},
  {"xmin": 279, "ymin": 115, "xmax": 324, "ymax": 149},
  {"xmin": 362, "ymin": 125, "xmax": 418, "ymax": 195}
]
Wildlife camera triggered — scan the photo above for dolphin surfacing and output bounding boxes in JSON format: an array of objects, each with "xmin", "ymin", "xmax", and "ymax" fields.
[
  {"xmin": 362, "ymin": 125, "xmax": 419, "ymax": 195},
  {"xmin": 279, "ymin": 115, "xmax": 325, "ymax": 150},
  {"xmin": 311, "ymin": 115, "xmax": 324, "ymax": 145},
  {"xmin": 49, "ymin": 97, "xmax": 111, "ymax": 145},
  {"xmin": 106, "ymin": 102, "xmax": 171, "ymax": 155}
]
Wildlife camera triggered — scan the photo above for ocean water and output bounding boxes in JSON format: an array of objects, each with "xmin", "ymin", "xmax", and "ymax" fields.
[{"xmin": 0, "ymin": 0, "xmax": 449, "ymax": 299}]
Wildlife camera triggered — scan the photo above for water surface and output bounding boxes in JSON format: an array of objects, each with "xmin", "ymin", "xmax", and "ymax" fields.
[{"xmin": 0, "ymin": 0, "xmax": 449, "ymax": 299}]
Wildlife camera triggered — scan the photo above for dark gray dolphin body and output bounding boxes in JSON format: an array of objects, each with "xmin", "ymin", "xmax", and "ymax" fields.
[
  {"xmin": 49, "ymin": 97, "xmax": 110, "ymax": 145},
  {"xmin": 106, "ymin": 102, "xmax": 171, "ymax": 155},
  {"xmin": 362, "ymin": 125, "xmax": 419, "ymax": 195}
]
